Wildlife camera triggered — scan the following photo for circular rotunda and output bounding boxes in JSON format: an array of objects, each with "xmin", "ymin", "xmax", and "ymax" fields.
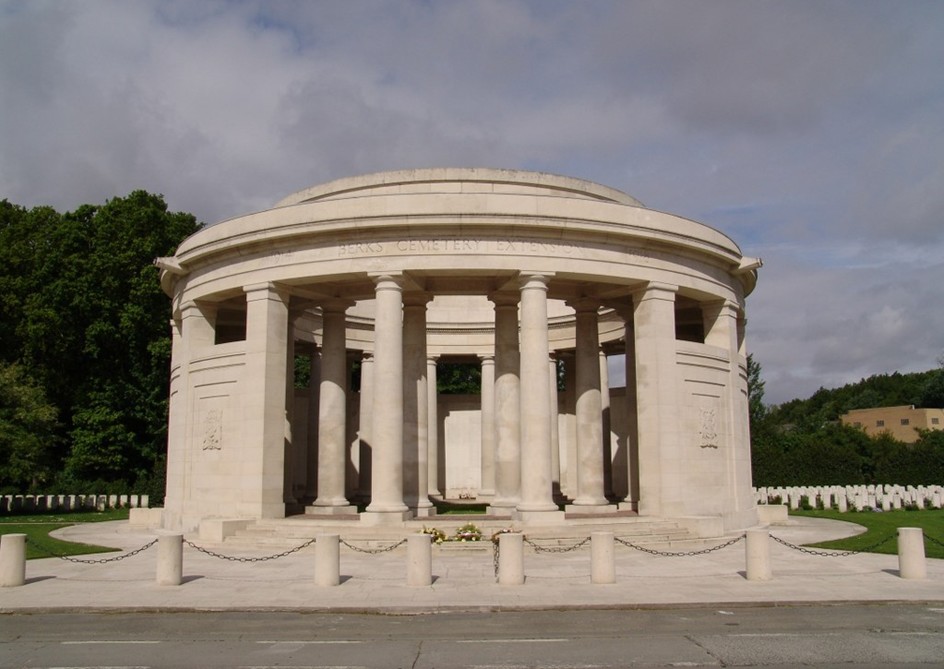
[{"xmin": 157, "ymin": 168, "xmax": 762, "ymax": 536}]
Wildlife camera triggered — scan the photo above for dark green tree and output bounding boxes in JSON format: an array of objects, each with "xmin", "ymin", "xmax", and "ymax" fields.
[
  {"xmin": 0, "ymin": 362, "xmax": 59, "ymax": 491},
  {"xmin": 746, "ymin": 353, "xmax": 767, "ymax": 431},
  {"xmin": 0, "ymin": 192, "xmax": 200, "ymax": 490}
]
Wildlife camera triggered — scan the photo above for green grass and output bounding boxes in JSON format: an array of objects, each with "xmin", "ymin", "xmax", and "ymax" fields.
[
  {"xmin": 432, "ymin": 500, "xmax": 488, "ymax": 515},
  {"xmin": 0, "ymin": 508, "xmax": 129, "ymax": 560},
  {"xmin": 791, "ymin": 509, "xmax": 944, "ymax": 559}
]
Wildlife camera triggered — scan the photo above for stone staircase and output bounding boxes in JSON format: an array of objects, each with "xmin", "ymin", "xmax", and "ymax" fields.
[{"xmin": 213, "ymin": 513, "xmax": 701, "ymax": 552}]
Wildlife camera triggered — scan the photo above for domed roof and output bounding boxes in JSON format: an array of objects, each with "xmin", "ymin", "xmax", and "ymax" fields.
[{"xmin": 276, "ymin": 168, "xmax": 645, "ymax": 209}]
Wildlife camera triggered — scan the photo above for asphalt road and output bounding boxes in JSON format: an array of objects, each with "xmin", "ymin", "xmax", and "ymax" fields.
[{"xmin": 2, "ymin": 605, "xmax": 944, "ymax": 668}]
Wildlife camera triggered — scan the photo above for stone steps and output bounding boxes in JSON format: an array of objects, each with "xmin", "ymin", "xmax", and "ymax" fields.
[{"xmin": 214, "ymin": 514, "xmax": 698, "ymax": 551}]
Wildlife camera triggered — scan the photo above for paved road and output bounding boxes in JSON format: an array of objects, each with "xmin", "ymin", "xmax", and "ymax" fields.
[{"xmin": 2, "ymin": 605, "xmax": 944, "ymax": 668}]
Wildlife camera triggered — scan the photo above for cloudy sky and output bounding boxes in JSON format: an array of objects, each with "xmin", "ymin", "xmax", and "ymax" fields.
[{"xmin": 1, "ymin": 0, "xmax": 942, "ymax": 405}]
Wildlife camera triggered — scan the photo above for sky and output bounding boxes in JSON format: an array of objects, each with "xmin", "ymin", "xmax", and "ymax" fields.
[{"xmin": 1, "ymin": 0, "xmax": 942, "ymax": 405}]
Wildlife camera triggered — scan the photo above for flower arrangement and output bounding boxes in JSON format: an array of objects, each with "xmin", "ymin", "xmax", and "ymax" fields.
[
  {"xmin": 421, "ymin": 526, "xmax": 447, "ymax": 544},
  {"xmin": 453, "ymin": 522, "xmax": 482, "ymax": 542}
]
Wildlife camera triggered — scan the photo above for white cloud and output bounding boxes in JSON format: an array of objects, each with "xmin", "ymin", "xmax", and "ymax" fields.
[{"xmin": 2, "ymin": 0, "xmax": 942, "ymax": 405}]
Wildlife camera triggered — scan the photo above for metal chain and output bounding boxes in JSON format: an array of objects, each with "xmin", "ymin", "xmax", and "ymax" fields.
[
  {"xmin": 615, "ymin": 534, "xmax": 744, "ymax": 557},
  {"xmin": 925, "ymin": 534, "xmax": 944, "ymax": 549},
  {"xmin": 339, "ymin": 538, "xmax": 407, "ymax": 554},
  {"xmin": 523, "ymin": 536, "xmax": 591, "ymax": 553},
  {"xmin": 183, "ymin": 536, "xmax": 316, "ymax": 562},
  {"xmin": 770, "ymin": 533, "xmax": 894, "ymax": 557},
  {"xmin": 29, "ymin": 538, "xmax": 159, "ymax": 564}
]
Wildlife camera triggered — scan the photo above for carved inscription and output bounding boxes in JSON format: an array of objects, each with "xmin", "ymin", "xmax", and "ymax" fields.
[
  {"xmin": 336, "ymin": 238, "xmax": 584, "ymax": 257},
  {"xmin": 699, "ymin": 407, "xmax": 718, "ymax": 449},
  {"xmin": 202, "ymin": 409, "xmax": 223, "ymax": 450}
]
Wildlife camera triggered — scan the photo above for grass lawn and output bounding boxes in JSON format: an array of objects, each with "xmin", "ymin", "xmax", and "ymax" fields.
[
  {"xmin": 0, "ymin": 508, "xmax": 129, "ymax": 560},
  {"xmin": 791, "ymin": 509, "xmax": 944, "ymax": 559}
]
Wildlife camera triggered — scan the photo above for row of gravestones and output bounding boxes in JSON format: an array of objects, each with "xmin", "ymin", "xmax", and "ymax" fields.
[
  {"xmin": 754, "ymin": 485, "xmax": 943, "ymax": 511},
  {"xmin": 0, "ymin": 494, "xmax": 149, "ymax": 513}
]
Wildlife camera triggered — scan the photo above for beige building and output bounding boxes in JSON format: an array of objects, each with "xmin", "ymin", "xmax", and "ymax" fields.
[
  {"xmin": 841, "ymin": 405, "xmax": 944, "ymax": 443},
  {"xmin": 156, "ymin": 169, "xmax": 761, "ymax": 536}
]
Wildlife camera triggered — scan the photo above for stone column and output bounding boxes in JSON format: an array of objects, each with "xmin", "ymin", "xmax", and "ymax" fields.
[
  {"xmin": 479, "ymin": 355, "xmax": 497, "ymax": 498},
  {"xmin": 600, "ymin": 348, "xmax": 613, "ymax": 498},
  {"xmin": 633, "ymin": 282, "xmax": 681, "ymax": 517},
  {"xmin": 489, "ymin": 293, "xmax": 520, "ymax": 514},
  {"xmin": 364, "ymin": 274, "xmax": 409, "ymax": 521},
  {"xmin": 548, "ymin": 355, "xmax": 562, "ymax": 499},
  {"xmin": 165, "ymin": 302, "xmax": 216, "ymax": 530},
  {"xmin": 403, "ymin": 294, "xmax": 434, "ymax": 516},
  {"xmin": 311, "ymin": 301, "xmax": 356, "ymax": 514},
  {"xmin": 305, "ymin": 347, "xmax": 321, "ymax": 500},
  {"xmin": 242, "ymin": 283, "xmax": 290, "ymax": 519},
  {"xmin": 704, "ymin": 298, "xmax": 756, "ymax": 530},
  {"xmin": 283, "ymin": 315, "xmax": 298, "ymax": 505},
  {"xmin": 517, "ymin": 274, "xmax": 563, "ymax": 521},
  {"xmin": 619, "ymin": 312, "xmax": 639, "ymax": 510},
  {"xmin": 426, "ymin": 356, "xmax": 441, "ymax": 497},
  {"xmin": 568, "ymin": 299, "xmax": 610, "ymax": 510},
  {"xmin": 357, "ymin": 352, "xmax": 374, "ymax": 500}
]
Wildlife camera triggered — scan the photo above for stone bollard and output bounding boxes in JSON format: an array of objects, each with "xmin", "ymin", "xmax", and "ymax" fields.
[
  {"xmin": 156, "ymin": 533, "xmax": 183, "ymax": 586},
  {"xmin": 898, "ymin": 527, "xmax": 926, "ymax": 580},
  {"xmin": 407, "ymin": 534, "xmax": 432, "ymax": 586},
  {"xmin": 498, "ymin": 532, "xmax": 524, "ymax": 585},
  {"xmin": 745, "ymin": 528, "xmax": 772, "ymax": 581},
  {"xmin": 591, "ymin": 532, "xmax": 615, "ymax": 584},
  {"xmin": 0, "ymin": 533, "xmax": 27, "ymax": 587},
  {"xmin": 314, "ymin": 534, "xmax": 340, "ymax": 586}
]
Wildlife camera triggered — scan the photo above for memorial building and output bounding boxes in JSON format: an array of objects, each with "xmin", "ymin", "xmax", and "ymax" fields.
[{"xmin": 156, "ymin": 168, "xmax": 761, "ymax": 536}]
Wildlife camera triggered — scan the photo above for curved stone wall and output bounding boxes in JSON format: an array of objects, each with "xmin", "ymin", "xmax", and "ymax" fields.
[{"xmin": 158, "ymin": 169, "xmax": 760, "ymax": 534}]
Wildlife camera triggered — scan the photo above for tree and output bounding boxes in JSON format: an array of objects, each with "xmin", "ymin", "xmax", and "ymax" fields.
[
  {"xmin": 746, "ymin": 353, "xmax": 767, "ymax": 431},
  {"xmin": 918, "ymin": 365, "xmax": 944, "ymax": 408},
  {"xmin": 0, "ymin": 192, "xmax": 200, "ymax": 490},
  {"xmin": 0, "ymin": 362, "xmax": 58, "ymax": 491}
]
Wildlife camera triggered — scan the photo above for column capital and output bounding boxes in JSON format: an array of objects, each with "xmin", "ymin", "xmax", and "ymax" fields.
[
  {"xmin": 244, "ymin": 281, "xmax": 289, "ymax": 301},
  {"xmin": 703, "ymin": 297, "xmax": 740, "ymax": 315},
  {"xmin": 478, "ymin": 354, "xmax": 496, "ymax": 365},
  {"xmin": 632, "ymin": 281, "xmax": 678, "ymax": 304},
  {"xmin": 518, "ymin": 272, "xmax": 554, "ymax": 290},
  {"xmin": 403, "ymin": 292, "xmax": 433, "ymax": 308},
  {"xmin": 567, "ymin": 297, "xmax": 602, "ymax": 313},
  {"xmin": 368, "ymin": 272, "xmax": 405, "ymax": 291},
  {"xmin": 426, "ymin": 354, "xmax": 439, "ymax": 364},
  {"xmin": 361, "ymin": 351, "xmax": 374, "ymax": 362},
  {"xmin": 318, "ymin": 297, "xmax": 356, "ymax": 313},
  {"xmin": 180, "ymin": 300, "xmax": 217, "ymax": 318},
  {"xmin": 488, "ymin": 291, "xmax": 519, "ymax": 308}
]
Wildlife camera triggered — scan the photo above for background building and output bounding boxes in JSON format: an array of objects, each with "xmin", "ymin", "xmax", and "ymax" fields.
[{"xmin": 841, "ymin": 405, "xmax": 944, "ymax": 443}]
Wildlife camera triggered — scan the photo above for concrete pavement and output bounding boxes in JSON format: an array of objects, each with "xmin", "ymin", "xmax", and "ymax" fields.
[{"xmin": 1, "ymin": 517, "xmax": 943, "ymax": 613}]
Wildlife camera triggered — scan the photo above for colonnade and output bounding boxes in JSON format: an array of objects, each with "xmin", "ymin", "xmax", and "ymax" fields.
[{"xmin": 169, "ymin": 272, "xmax": 744, "ymax": 527}]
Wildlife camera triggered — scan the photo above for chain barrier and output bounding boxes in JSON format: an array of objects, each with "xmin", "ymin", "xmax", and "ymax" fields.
[
  {"xmin": 339, "ymin": 538, "xmax": 407, "ymax": 554},
  {"xmin": 769, "ymin": 533, "xmax": 894, "ymax": 557},
  {"xmin": 29, "ymin": 538, "xmax": 158, "ymax": 564},
  {"xmin": 925, "ymin": 534, "xmax": 944, "ymax": 550},
  {"xmin": 615, "ymin": 534, "xmax": 744, "ymax": 557},
  {"xmin": 183, "ymin": 537, "xmax": 316, "ymax": 562},
  {"xmin": 523, "ymin": 536, "xmax": 591, "ymax": 554}
]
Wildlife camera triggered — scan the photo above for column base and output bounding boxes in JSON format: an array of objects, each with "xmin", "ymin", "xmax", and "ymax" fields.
[
  {"xmin": 360, "ymin": 509, "xmax": 413, "ymax": 526},
  {"xmin": 618, "ymin": 501, "xmax": 639, "ymax": 512},
  {"xmin": 516, "ymin": 509, "xmax": 566, "ymax": 525},
  {"xmin": 305, "ymin": 505, "xmax": 359, "ymax": 516},
  {"xmin": 565, "ymin": 503, "xmax": 618, "ymax": 514},
  {"xmin": 485, "ymin": 505, "xmax": 516, "ymax": 518},
  {"xmin": 412, "ymin": 506, "xmax": 438, "ymax": 518}
]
